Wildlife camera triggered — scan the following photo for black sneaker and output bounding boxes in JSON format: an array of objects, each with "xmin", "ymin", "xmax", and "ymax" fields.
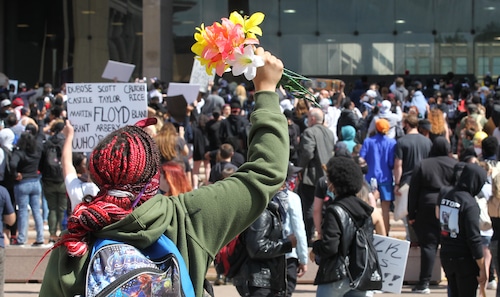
[
  {"xmin": 31, "ymin": 241, "xmax": 45, "ymax": 247},
  {"xmin": 412, "ymin": 282, "xmax": 430, "ymax": 294}
]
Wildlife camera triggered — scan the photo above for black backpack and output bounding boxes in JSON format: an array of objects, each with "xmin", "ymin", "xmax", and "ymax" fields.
[
  {"xmin": 334, "ymin": 205, "xmax": 383, "ymax": 291},
  {"xmin": 40, "ymin": 136, "xmax": 64, "ymax": 183}
]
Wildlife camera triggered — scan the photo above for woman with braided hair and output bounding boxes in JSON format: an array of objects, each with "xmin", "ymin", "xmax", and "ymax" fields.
[{"xmin": 40, "ymin": 47, "xmax": 289, "ymax": 297}]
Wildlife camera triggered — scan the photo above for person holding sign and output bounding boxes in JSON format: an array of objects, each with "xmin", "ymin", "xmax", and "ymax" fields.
[{"xmin": 39, "ymin": 47, "xmax": 289, "ymax": 297}]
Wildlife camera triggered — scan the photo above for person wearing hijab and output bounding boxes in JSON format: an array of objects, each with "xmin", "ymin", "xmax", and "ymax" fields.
[
  {"xmin": 438, "ymin": 163, "xmax": 487, "ymax": 296},
  {"xmin": 408, "ymin": 136, "xmax": 458, "ymax": 293}
]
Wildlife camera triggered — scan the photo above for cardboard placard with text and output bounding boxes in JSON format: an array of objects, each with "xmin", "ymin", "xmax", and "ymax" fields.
[
  {"xmin": 189, "ymin": 58, "xmax": 215, "ymax": 93},
  {"xmin": 373, "ymin": 235, "xmax": 410, "ymax": 294},
  {"xmin": 66, "ymin": 83, "xmax": 148, "ymax": 153}
]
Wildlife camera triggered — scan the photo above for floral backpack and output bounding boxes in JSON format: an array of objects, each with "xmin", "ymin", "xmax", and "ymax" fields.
[{"xmin": 85, "ymin": 234, "xmax": 195, "ymax": 297}]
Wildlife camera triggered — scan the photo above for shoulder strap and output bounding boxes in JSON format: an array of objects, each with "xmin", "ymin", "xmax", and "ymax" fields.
[{"xmin": 92, "ymin": 234, "xmax": 195, "ymax": 297}]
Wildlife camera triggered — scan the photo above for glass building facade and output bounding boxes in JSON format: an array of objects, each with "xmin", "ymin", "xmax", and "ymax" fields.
[{"xmin": 2, "ymin": 0, "xmax": 500, "ymax": 88}]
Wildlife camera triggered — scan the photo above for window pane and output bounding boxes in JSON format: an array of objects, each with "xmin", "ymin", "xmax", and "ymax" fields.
[
  {"xmin": 418, "ymin": 58, "xmax": 430, "ymax": 74},
  {"xmin": 456, "ymin": 57, "xmax": 467, "ymax": 74},
  {"xmin": 441, "ymin": 57, "xmax": 452, "ymax": 73}
]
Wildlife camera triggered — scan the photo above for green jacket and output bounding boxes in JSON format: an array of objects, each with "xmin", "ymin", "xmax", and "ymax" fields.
[{"xmin": 39, "ymin": 91, "xmax": 289, "ymax": 297}]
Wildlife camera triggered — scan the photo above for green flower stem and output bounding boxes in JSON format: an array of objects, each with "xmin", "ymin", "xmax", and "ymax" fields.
[{"xmin": 279, "ymin": 68, "xmax": 320, "ymax": 108}]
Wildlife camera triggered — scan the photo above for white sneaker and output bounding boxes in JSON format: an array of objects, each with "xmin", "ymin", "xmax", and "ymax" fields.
[{"xmin": 487, "ymin": 280, "xmax": 497, "ymax": 290}]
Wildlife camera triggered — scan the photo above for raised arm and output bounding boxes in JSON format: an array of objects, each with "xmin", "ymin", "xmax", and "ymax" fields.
[{"xmin": 61, "ymin": 120, "xmax": 76, "ymax": 179}]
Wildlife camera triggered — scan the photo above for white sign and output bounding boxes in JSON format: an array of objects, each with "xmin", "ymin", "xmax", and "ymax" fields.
[
  {"xmin": 189, "ymin": 58, "xmax": 215, "ymax": 93},
  {"xmin": 66, "ymin": 83, "xmax": 148, "ymax": 153},
  {"xmin": 8, "ymin": 80, "xmax": 18, "ymax": 95},
  {"xmin": 167, "ymin": 82, "xmax": 200, "ymax": 105},
  {"xmin": 373, "ymin": 235, "xmax": 410, "ymax": 294},
  {"xmin": 102, "ymin": 60, "xmax": 136, "ymax": 82}
]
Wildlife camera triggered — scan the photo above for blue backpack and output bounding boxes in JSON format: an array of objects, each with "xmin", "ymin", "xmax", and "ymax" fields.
[{"xmin": 86, "ymin": 234, "xmax": 195, "ymax": 297}]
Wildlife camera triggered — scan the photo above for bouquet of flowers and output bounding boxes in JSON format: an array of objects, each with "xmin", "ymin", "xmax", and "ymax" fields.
[{"xmin": 191, "ymin": 11, "xmax": 318, "ymax": 107}]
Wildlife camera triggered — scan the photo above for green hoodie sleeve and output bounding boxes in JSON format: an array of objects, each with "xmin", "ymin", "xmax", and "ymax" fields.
[{"xmin": 184, "ymin": 90, "xmax": 289, "ymax": 253}]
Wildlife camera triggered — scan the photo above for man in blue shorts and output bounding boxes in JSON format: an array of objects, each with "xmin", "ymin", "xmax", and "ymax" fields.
[{"xmin": 360, "ymin": 118, "xmax": 396, "ymax": 235}]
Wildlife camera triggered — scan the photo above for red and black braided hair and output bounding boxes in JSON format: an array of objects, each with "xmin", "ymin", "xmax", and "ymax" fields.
[{"xmin": 56, "ymin": 124, "xmax": 160, "ymax": 256}]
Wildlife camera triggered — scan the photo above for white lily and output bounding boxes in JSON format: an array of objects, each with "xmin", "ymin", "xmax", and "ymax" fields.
[{"xmin": 228, "ymin": 45, "xmax": 264, "ymax": 80}]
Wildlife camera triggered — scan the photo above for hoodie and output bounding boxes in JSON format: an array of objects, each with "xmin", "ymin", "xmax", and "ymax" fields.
[
  {"xmin": 340, "ymin": 125, "xmax": 357, "ymax": 153},
  {"xmin": 439, "ymin": 163, "xmax": 487, "ymax": 260},
  {"xmin": 312, "ymin": 195, "xmax": 373, "ymax": 284},
  {"xmin": 39, "ymin": 91, "xmax": 289, "ymax": 297}
]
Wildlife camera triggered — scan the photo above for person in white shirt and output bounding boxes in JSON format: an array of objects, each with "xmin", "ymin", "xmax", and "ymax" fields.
[
  {"xmin": 274, "ymin": 163, "xmax": 308, "ymax": 297},
  {"xmin": 61, "ymin": 120, "xmax": 99, "ymax": 212}
]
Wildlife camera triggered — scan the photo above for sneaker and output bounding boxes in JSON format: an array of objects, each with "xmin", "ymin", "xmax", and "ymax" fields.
[
  {"xmin": 31, "ymin": 241, "xmax": 44, "ymax": 247},
  {"xmin": 488, "ymin": 280, "xmax": 497, "ymax": 290},
  {"xmin": 412, "ymin": 283, "xmax": 430, "ymax": 294},
  {"xmin": 11, "ymin": 242, "xmax": 25, "ymax": 247},
  {"xmin": 10, "ymin": 237, "xmax": 18, "ymax": 245}
]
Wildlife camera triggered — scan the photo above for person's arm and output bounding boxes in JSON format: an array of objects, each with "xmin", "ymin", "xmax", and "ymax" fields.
[
  {"xmin": 288, "ymin": 192, "xmax": 308, "ymax": 268},
  {"xmin": 179, "ymin": 47, "xmax": 289, "ymax": 254},
  {"xmin": 371, "ymin": 209, "xmax": 386, "ymax": 236},
  {"xmin": 393, "ymin": 157, "xmax": 403, "ymax": 196},
  {"xmin": 312, "ymin": 204, "xmax": 342, "ymax": 258},
  {"xmin": 367, "ymin": 117, "xmax": 376, "ymax": 136},
  {"xmin": 3, "ymin": 188, "xmax": 15, "ymax": 226},
  {"xmin": 297, "ymin": 129, "xmax": 315, "ymax": 168},
  {"xmin": 313, "ymin": 197, "xmax": 324, "ymax": 240},
  {"xmin": 61, "ymin": 120, "xmax": 76, "ymax": 179},
  {"xmin": 245, "ymin": 210, "xmax": 293, "ymax": 259}
]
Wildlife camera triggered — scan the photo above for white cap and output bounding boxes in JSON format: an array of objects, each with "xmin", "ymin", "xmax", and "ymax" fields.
[
  {"xmin": 366, "ymin": 90, "xmax": 377, "ymax": 98},
  {"xmin": 1, "ymin": 99, "xmax": 11, "ymax": 108}
]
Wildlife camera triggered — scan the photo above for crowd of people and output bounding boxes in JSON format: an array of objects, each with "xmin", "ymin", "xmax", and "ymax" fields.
[{"xmin": 0, "ymin": 52, "xmax": 499, "ymax": 297}]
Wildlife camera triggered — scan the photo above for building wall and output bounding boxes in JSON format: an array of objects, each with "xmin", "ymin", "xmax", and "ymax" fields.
[{"xmin": 3, "ymin": 0, "xmax": 500, "ymax": 86}]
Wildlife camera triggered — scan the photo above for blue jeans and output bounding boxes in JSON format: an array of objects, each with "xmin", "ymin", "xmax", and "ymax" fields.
[{"xmin": 14, "ymin": 178, "xmax": 44, "ymax": 244}]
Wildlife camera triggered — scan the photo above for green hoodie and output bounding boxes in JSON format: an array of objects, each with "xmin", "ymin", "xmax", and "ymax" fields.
[{"xmin": 39, "ymin": 91, "xmax": 289, "ymax": 297}]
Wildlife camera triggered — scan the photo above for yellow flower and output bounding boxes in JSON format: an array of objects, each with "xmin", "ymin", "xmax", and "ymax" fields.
[{"xmin": 229, "ymin": 11, "xmax": 264, "ymax": 39}]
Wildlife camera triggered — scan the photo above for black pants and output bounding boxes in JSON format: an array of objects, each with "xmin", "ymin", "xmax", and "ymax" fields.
[
  {"xmin": 286, "ymin": 258, "xmax": 298, "ymax": 297},
  {"xmin": 441, "ymin": 256, "xmax": 479, "ymax": 297},
  {"xmin": 248, "ymin": 287, "xmax": 280, "ymax": 297},
  {"xmin": 414, "ymin": 209, "xmax": 440, "ymax": 283},
  {"xmin": 299, "ymin": 183, "xmax": 315, "ymax": 244}
]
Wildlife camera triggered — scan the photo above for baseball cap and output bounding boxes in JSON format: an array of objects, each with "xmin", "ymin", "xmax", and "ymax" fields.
[
  {"xmin": 1, "ymin": 99, "xmax": 11, "ymax": 108},
  {"xmin": 375, "ymin": 118, "xmax": 390, "ymax": 134}
]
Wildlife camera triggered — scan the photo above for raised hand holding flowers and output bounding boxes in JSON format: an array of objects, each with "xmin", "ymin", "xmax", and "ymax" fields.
[{"xmin": 191, "ymin": 11, "xmax": 319, "ymax": 107}]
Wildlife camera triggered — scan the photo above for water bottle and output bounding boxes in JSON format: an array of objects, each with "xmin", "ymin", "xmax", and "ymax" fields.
[{"xmin": 370, "ymin": 178, "xmax": 378, "ymax": 192}]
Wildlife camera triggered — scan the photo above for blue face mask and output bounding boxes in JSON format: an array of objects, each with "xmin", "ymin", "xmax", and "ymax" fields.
[{"xmin": 326, "ymin": 189, "xmax": 335, "ymax": 201}]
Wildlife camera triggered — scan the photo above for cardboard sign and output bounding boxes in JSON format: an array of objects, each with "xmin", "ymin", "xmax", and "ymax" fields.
[
  {"xmin": 102, "ymin": 60, "xmax": 136, "ymax": 82},
  {"xmin": 66, "ymin": 83, "xmax": 148, "ymax": 153},
  {"xmin": 8, "ymin": 80, "xmax": 18, "ymax": 95},
  {"xmin": 167, "ymin": 82, "xmax": 200, "ymax": 105},
  {"xmin": 373, "ymin": 235, "xmax": 410, "ymax": 294},
  {"xmin": 189, "ymin": 58, "xmax": 215, "ymax": 93}
]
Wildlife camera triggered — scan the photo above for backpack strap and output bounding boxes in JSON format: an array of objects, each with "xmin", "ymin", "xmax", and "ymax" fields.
[{"xmin": 92, "ymin": 234, "xmax": 195, "ymax": 297}]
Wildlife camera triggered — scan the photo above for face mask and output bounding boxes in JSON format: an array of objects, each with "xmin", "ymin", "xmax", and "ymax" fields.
[{"xmin": 326, "ymin": 189, "xmax": 335, "ymax": 201}]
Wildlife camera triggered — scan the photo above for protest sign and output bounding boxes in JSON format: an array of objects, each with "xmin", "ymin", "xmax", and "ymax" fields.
[
  {"xmin": 9, "ymin": 80, "xmax": 18, "ymax": 95},
  {"xmin": 102, "ymin": 60, "xmax": 136, "ymax": 82},
  {"xmin": 189, "ymin": 58, "xmax": 215, "ymax": 93},
  {"xmin": 167, "ymin": 82, "xmax": 200, "ymax": 105},
  {"xmin": 66, "ymin": 83, "xmax": 148, "ymax": 153},
  {"xmin": 373, "ymin": 235, "xmax": 410, "ymax": 294}
]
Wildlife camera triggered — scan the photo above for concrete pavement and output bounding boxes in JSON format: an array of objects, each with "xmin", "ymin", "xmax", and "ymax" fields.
[{"xmin": 4, "ymin": 281, "xmax": 497, "ymax": 296}]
